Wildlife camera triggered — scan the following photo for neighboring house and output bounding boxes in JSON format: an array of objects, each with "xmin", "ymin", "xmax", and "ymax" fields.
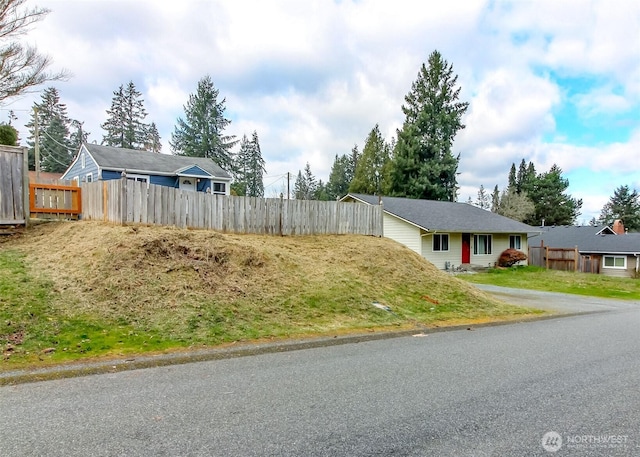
[
  {"xmin": 342, "ymin": 193, "xmax": 536, "ymax": 270},
  {"xmin": 61, "ymin": 144, "xmax": 231, "ymax": 194},
  {"xmin": 528, "ymin": 222, "xmax": 640, "ymax": 278},
  {"xmin": 28, "ymin": 171, "xmax": 64, "ymax": 184}
]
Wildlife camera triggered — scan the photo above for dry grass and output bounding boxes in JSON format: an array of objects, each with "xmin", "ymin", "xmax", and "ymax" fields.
[{"xmin": 1, "ymin": 221, "xmax": 542, "ymax": 367}]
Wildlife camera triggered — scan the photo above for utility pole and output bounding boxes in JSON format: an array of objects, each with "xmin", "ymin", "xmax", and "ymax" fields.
[
  {"xmin": 34, "ymin": 107, "xmax": 40, "ymax": 180},
  {"xmin": 287, "ymin": 171, "xmax": 290, "ymax": 200}
]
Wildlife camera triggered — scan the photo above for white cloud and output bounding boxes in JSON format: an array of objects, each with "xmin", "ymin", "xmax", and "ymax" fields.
[{"xmin": 4, "ymin": 0, "xmax": 638, "ymax": 225}]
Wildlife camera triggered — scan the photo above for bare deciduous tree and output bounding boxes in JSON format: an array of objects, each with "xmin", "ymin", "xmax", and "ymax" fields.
[{"xmin": 0, "ymin": 0, "xmax": 68, "ymax": 104}]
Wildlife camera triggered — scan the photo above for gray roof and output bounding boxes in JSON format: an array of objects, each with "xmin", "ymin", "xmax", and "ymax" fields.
[
  {"xmin": 346, "ymin": 193, "xmax": 537, "ymax": 233},
  {"xmin": 84, "ymin": 144, "xmax": 231, "ymax": 179},
  {"xmin": 529, "ymin": 225, "xmax": 640, "ymax": 254}
]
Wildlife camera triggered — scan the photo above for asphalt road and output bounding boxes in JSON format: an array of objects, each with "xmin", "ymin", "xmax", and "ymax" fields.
[{"xmin": 2, "ymin": 289, "xmax": 640, "ymax": 456}]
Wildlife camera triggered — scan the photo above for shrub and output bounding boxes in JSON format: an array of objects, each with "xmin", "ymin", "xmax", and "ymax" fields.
[{"xmin": 497, "ymin": 249, "xmax": 527, "ymax": 267}]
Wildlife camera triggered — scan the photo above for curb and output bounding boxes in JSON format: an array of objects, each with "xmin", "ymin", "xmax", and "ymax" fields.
[{"xmin": 0, "ymin": 311, "xmax": 594, "ymax": 386}]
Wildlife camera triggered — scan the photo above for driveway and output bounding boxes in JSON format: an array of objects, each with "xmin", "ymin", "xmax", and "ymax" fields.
[{"xmin": 475, "ymin": 283, "xmax": 640, "ymax": 313}]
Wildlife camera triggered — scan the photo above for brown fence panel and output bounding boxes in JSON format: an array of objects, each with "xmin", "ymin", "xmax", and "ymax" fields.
[
  {"xmin": 80, "ymin": 179, "xmax": 383, "ymax": 236},
  {"xmin": 0, "ymin": 145, "xmax": 28, "ymax": 225},
  {"xmin": 29, "ymin": 182, "xmax": 82, "ymax": 219}
]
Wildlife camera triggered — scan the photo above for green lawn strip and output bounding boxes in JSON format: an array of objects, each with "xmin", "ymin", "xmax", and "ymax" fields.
[
  {"xmin": 1, "ymin": 250, "xmax": 541, "ymax": 370},
  {"xmin": 461, "ymin": 266, "xmax": 640, "ymax": 300}
]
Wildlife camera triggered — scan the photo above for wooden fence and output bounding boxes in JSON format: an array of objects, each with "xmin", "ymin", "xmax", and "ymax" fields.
[
  {"xmin": 29, "ymin": 182, "xmax": 82, "ymax": 219},
  {"xmin": 0, "ymin": 145, "xmax": 28, "ymax": 225},
  {"xmin": 528, "ymin": 242, "xmax": 600, "ymax": 273},
  {"xmin": 81, "ymin": 179, "xmax": 383, "ymax": 236}
]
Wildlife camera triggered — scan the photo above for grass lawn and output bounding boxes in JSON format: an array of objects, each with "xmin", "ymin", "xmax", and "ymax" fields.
[
  {"xmin": 0, "ymin": 222, "xmax": 544, "ymax": 370},
  {"xmin": 461, "ymin": 266, "xmax": 640, "ymax": 300}
]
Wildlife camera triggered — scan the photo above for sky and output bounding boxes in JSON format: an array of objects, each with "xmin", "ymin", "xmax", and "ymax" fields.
[{"xmin": 5, "ymin": 0, "xmax": 640, "ymax": 224}]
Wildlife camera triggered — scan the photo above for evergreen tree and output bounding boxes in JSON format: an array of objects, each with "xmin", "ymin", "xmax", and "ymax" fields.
[
  {"xmin": 599, "ymin": 185, "xmax": 640, "ymax": 231},
  {"xmin": 145, "ymin": 122, "xmax": 162, "ymax": 153},
  {"xmin": 294, "ymin": 163, "xmax": 317, "ymax": 200},
  {"xmin": 0, "ymin": 123, "xmax": 18, "ymax": 145},
  {"xmin": 69, "ymin": 120, "xmax": 89, "ymax": 153},
  {"xmin": 170, "ymin": 75, "xmax": 236, "ymax": 171},
  {"xmin": 507, "ymin": 163, "xmax": 517, "ymax": 191},
  {"xmin": 101, "ymin": 81, "xmax": 150, "ymax": 150},
  {"xmin": 231, "ymin": 131, "xmax": 266, "ymax": 197},
  {"xmin": 389, "ymin": 50, "xmax": 468, "ymax": 201},
  {"xmin": 40, "ymin": 116, "xmax": 72, "ymax": 172},
  {"xmin": 491, "ymin": 185, "xmax": 500, "ymax": 213},
  {"xmin": 26, "ymin": 87, "xmax": 73, "ymax": 170},
  {"xmin": 326, "ymin": 154, "xmax": 350, "ymax": 200},
  {"xmin": 525, "ymin": 164, "xmax": 582, "ymax": 226},
  {"xmin": 475, "ymin": 184, "xmax": 490, "ymax": 210},
  {"xmin": 231, "ymin": 134, "xmax": 250, "ymax": 196},
  {"xmin": 314, "ymin": 180, "xmax": 330, "ymax": 201},
  {"xmin": 349, "ymin": 125, "xmax": 389, "ymax": 195},
  {"xmin": 246, "ymin": 131, "xmax": 266, "ymax": 197}
]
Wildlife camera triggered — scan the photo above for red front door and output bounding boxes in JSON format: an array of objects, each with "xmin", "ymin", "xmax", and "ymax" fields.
[{"xmin": 462, "ymin": 233, "xmax": 471, "ymax": 264}]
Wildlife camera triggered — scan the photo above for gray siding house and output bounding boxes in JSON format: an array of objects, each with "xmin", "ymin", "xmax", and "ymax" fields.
[
  {"xmin": 342, "ymin": 193, "xmax": 536, "ymax": 270},
  {"xmin": 529, "ymin": 223, "xmax": 640, "ymax": 278},
  {"xmin": 61, "ymin": 144, "xmax": 232, "ymax": 195}
]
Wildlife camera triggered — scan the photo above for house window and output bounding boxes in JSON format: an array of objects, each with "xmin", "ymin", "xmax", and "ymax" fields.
[
  {"xmin": 474, "ymin": 234, "xmax": 492, "ymax": 255},
  {"xmin": 433, "ymin": 234, "xmax": 449, "ymax": 252},
  {"xmin": 86, "ymin": 173, "xmax": 93, "ymax": 183},
  {"xmin": 213, "ymin": 182, "xmax": 226, "ymax": 194},
  {"xmin": 509, "ymin": 235, "xmax": 522, "ymax": 250},
  {"xmin": 126, "ymin": 174, "xmax": 149, "ymax": 183},
  {"xmin": 81, "ymin": 152, "xmax": 86, "ymax": 169},
  {"xmin": 603, "ymin": 256, "xmax": 626, "ymax": 269}
]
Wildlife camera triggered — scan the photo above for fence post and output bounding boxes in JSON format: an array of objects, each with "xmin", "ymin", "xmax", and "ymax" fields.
[
  {"xmin": 545, "ymin": 246, "xmax": 549, "ymax": 270},
  {"xmin": 21, "ymin": 147, "xmax": 29, "ymax": 227},
  {"xmin": 120, "ymin": 178, "xmax": 127, "ymax": 225},
  {"xmin": 574, "ymin": 246, "xmax": 578, "ymax": 272}
]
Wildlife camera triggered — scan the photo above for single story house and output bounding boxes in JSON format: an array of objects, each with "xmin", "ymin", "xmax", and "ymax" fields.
[
  {"xmin": 342, "ymin": 193, "xmax": 537, "ymax": 270},
  {"xmin": 528, "ymin": 222, "xmax": 640, "ymax": 277},
  {"xmin": 61, "ymin": 143, "xmax": 231, "ymax": 194}
]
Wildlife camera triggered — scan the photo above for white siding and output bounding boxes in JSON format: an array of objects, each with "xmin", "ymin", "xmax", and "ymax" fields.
[
  {"xmin": 384, "ymin": 214, "xmax": 421, "ymax": 255},
  {"xmin": 421, "ymin": 233, "xmax": 463, "ymax": 270},
  {"xmin": 470, "ymin": 234, "xmax": 529, "ymax": 267}
]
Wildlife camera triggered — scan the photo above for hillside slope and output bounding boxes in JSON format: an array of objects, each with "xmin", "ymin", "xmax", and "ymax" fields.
[{"xmin": 1, "ymin": 221, "xmax": 540, "ymax": 365}]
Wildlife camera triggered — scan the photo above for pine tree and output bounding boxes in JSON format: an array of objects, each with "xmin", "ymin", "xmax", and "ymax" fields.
[
  {"xmin": 101, "ymin": 81, "xmax": 150, "ymax": 150},
  {"xmin": 525, "ymin": 164, "xmax": 582, "ymax": 226},
  {"xmin": 475, "ymin": 184, "xmax": 490, "ymax": 210},
  {"xmin": 507, "ymin": 163, "xmax": 517, "ymax": 191},
  {"xmin": 145, "ymin": 122, "xmax": 162, "ymax": 153},
  {"xmin": 40, "ymin": 116, "xmax": 72, "ymax": 173},
  {"xmin": 599, "ymin": 185, "xmax": 640, "ymax": 231},
  {"xmin": 69, "ymin": 120, "xmax": 89, "ymax": 153},
  {"xmin": 491, "ymin": 185, "xmax": 500, "ymax": 213},
  {"xmin": 349, "ymin": 125, "xmax": 390, "ymax": 195},
  {"xmin": 231, "ymin": 134, "xmax": 251, "ymax": 196},
  {"xmin": 26, "ymin": 87, "xmax": 74, "ymax": 170},
  {"xmin": 245, "ymin": 131, "xmax": 266, "ymax": 197},
  {"xmin": 170, "ymin": 75, "xmax": 236, "ymax": 171},
  {"xmin": 326, "ymin": 154, "xmax": 352, "ymax": 200},
  {"xmin": 294, "ymin": 163, "xmax": 317, "ymax": 200},
  {"xmin": 389, "ymin": 50, "xmax": 468, "ymax": 201}
]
